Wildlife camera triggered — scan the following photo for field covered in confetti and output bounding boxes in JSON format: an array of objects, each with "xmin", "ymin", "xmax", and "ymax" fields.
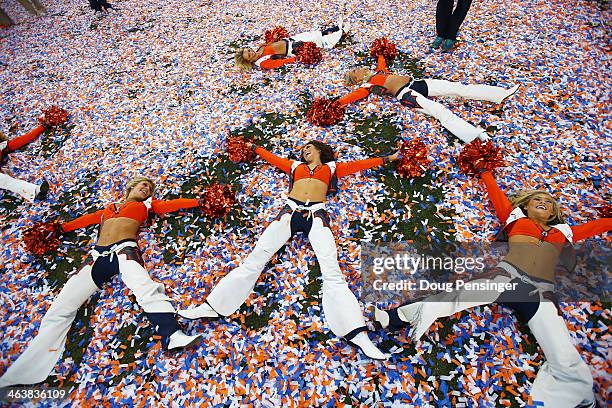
[{"xmin": 0, "ymin": 0, "xmax": 610, "ymax": 406}]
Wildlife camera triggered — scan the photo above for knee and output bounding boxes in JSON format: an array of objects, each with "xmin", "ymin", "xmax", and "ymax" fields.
[{"xmin": 322, "ymin": 270, "xmax": 347, "ymax": 287}]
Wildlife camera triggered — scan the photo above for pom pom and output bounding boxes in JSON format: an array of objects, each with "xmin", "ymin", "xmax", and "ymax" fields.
[
  {"xmin": 457, "ymin": 139, "xmax": 505, "ymax": 177},
  {"xmin": 598, "ymin": 203, "xmax": 611, "ymax": 219},
  {"xmin": 200, "ymin": 183, "xmax": 236, "ymax": 218},
  {"xmin": 306, "ymin": 98, "xmax": 345, "ymax": 127},
  {"xmin": 295, "ymin": 42, "xmax": 323, "ymax": 65},
  {"xmin": 264, "ymin": 26, "xmax": 289, "ymax": 44},
  {"xmin": 396, "ymin": 139, "xmax": 430, "ymax": 178},
  {"xmin": 227, "ymin": 136, "xmax": 255, "ymax": 163},
  {"xmin": 23, "ymin": 221, "xmax": 62, "ymax": 255},
  {"xmin": 370, "ymin": 37, "xmax": 398, "ymax": 62},
  {"xmin": 39, "ymin": 106, "xmax": 69, "ymax": 128}
]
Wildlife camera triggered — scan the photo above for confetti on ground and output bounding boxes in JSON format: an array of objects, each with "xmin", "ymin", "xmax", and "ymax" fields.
[{"xmin": 0, "ymin": 0, "xmax": 610, "ymax": 406}]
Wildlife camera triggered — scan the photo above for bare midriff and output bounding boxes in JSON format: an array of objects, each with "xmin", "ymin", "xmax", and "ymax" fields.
[
  {"xmin": 287, "ymin": 178, "xmax": 329, "ymax": 203},
  {"xmin": 382, "ymin": 75, "xmax": 413, "ymax": 95},
  {"xmin": 96, "ymin": 217, "xmax": 141, "ymax": 246},
  {"xmin": 258, "ymin": 41, "xmax": 288, "ymax": 57},
  {"xmin": 505, "ymin": 235, "xmax": 563, "ymax": 282}
]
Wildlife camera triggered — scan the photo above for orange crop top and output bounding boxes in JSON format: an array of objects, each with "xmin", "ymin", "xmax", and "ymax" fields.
[
  {"xmin": 338, "ymin": 55, "xmax": 390, "ymax": 106},
  {"xmin": 255, "ymin": 44, "xmax": 296, "ymax": 70},
  {"xmin": 1, "ymin": 124, "xmax": 47, "ymax": 165},
  {"xmin": 254, "ymin": 146, "xmax": 386, "ymax": 188},
  {"xmin": 60, "ymin": 198, "xmax": 200, "ymax": 233},
  {"xmin": 481, "ymin": 171, "xmax": 611, "ymax": 243}
]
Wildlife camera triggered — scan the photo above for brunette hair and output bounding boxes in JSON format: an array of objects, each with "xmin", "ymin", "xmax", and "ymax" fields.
[{"xmin": 304, "ymin": 140, "xmax": 335, "ymax": 163}]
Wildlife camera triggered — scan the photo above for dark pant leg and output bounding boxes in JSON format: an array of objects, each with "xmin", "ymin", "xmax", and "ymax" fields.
[
  {"xmin": 446, "ymin": 0, "xmax": 473, "ymax": 40},
  {"xmin": 321, "ymin": 25, "xmax": 340, "ymax": 36},
  {"xmin": 436, "ymin": 0, "xmax": 455, "ymax": 37},
  {"xmin": 90, "ymin": 254, "xmax": 120, "ymax": 289}
]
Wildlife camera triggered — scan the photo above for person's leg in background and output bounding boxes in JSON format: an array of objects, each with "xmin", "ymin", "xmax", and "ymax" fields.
[
  {"xmin": 432, "ymin": 0, "xmax": 454, "ymax": 48},
  {"xmin": 442, "ymin": 0, "xmax": 473, "ymax": 51}
]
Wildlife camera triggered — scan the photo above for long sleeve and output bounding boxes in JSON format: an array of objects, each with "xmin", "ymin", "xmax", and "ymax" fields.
[
  {"xmin": 335, "ymin": 157, "xmax": 385, "ymax": 178},
  {"xmin": 480, "ymin": 171, "xmax": 513, "ymax": 223},
  {"xmin": 376, "ymin": 54, "xmax": 389, "ymax": 73},
  {"xmin": 571, "ymin": 219, "xmax": 612, "ymax": 242},
  {"xmin": 255, "ymin": 146, "xmax": 293, "ymax": 173},
  {"xmin": 151, "ymin": 198, "xmax": 200, "ymax": 215},
  {"xmin": 7, "ymin": 125, "xmax": 46, "ymax": 152},
  {"xmin": 60, "ymin": 209, "xmax": 104, "ymax": 233},
  {"xmin": 258, "ymin": 57, "xmax": 296, "ymax": 69},
  {"xmin": 337, "ymin": 87, "xmax": 371, "ymax": 106}
]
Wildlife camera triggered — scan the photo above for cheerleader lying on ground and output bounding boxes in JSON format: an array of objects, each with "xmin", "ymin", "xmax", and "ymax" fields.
[
  {"xmin": 340, "ymin": 55, "xmax": 519, "ymax": 143},
  {"xmin": 0, "ymin": 177, "xmax": 206, "ymax": 387},
  {"xmin": 374, "ymin": 168, "xmax": 610, "ymax": 407},
  {"xmin": 234, "ymin": 19, "xmax": 349, "ymax": 70},
  {"xmin": 0, "ymin": 129, "xmax": 49, "ymax": 203},
  {"xmin": 180, "ymin": 141, "xmax": 399, "ymax": 360}
]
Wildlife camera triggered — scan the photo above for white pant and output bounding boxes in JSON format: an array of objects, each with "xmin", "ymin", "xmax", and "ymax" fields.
[
  {"xmin": 395, "ymin": 263, "xmax": 594, "ymax": 407},
  {"xmin": 0, "ymin": 172, "xmax": 39, "ymax": 202},
  {"xmin": 288, "ymin": 28, "xmax": 343, "ymax": 52},
  {"xmin": 401, "ymin": 79, "xmax": 517, "ymax": 143},
  {"xmin": 0, "ymin": 246, "xmax": 176, "ymax": 387},
  {"xmin": 205, "ymin": 209, "xmax": 367, "ymax": 338}
]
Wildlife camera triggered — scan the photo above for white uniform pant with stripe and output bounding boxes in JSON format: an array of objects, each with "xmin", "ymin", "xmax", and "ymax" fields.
[
  {"xmin": 393, "ymin": 262, "xmax": 594, "ymax": 408},
  {"xmin": 206, "ymin": 209, "xmax": 367, "ymax": 338},
  {"xmin": 400, "ymin": 79, "xmax": 517, "ymax": 143},
  {"xmin": 0, "ymin": 243, "xmax": 177, "ymax": 387},
  {"xmin": 0, "ymin": 172, "xmax": 38, "ymax": 202}
]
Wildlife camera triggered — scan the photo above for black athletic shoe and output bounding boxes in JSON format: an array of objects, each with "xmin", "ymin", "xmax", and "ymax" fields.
[{"xmin": 35, "ymin": 179, "xmax": 49, "ymax": 201}]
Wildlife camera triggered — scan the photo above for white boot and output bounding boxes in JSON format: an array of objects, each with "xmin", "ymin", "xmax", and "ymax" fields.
[
  {"xmin": 412, "ymin": 90, "xmax": 487, "ymax": 143},
  {"xmin": 167, "ymin": 331, "xmax": 202, "ymax": 350},
  {"xmin": 349, "ymin": 331, "xmax": 389, "ymax": 360},
  {"xmin": 178, "ymin": 302, "xmax": 220, "ymax": 320},
  {"xmin": 527, "ymin": 302, "xmax": 595, "ymax": 407},
  {"xmin": 374, "ymin": 307, "xmax": 390, "ymax": 329},
  {"xmin": 425, "ymin": 79, "xmax": 520, "ymax": 104},
  {"xmin": 0, "ymin": 172, "xmax": 40, "ymax": 202}
]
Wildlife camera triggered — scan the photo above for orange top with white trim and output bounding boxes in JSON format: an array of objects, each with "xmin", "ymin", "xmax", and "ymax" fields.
[
  {"xmin": 254, "ymin": 146, "xmax": 386, "ymax": 184},
  {"xmin": 61, "ymin": 198, "xmax": 199, "ymax": 232},
  {"xmin": 481, "ymin": 171, "xmax": 611, "ymax": 242},
  {"xmin": 255, "ymin": 44, "xmax": 297, "ymax": 70},
  {"xmin": 338, "ymin": 55, "xmax": 390, "ymax": 106}
]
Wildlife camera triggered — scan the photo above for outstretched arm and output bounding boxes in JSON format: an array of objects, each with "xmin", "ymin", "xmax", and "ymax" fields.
[
  {"xmin": 151, "ymin": 198, "xmax": 201, "ymax": 215},
  {"xmin": 335, "ymin": 152, "xmax": 399, "ymax": 178},
  {"xmin": 60, "ymin": 209, "xmax": 104, "ymax": 232},
  {"xmin": 250, "ymin": 144, "xmax": 294, "ymax": 173},
  {"xmin": 337, "ymin": 87, "xmax": 371, "ymax": 106},
  {"xmin": 480, "ymin": 171, "xmax": 513, "ymax": 223},
  {"xmin": 571, "ymin": 218, "xmax": 612, "ymax": 242},
  {"xmin": 7, "ymin": 125, "xmax": 47, "ymax": 153},
  {"xmin": 376, "ymin": 54, "xmax": 389, "ymax": 73}
]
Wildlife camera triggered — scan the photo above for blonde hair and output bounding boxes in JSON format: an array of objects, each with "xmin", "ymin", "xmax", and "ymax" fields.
[
  {"xmin": 344, "ymin": 68, "xmax": 374, "ymax": 86},
  {"xmin": 125, "ymin": 176, "xmax": 156, "ymax": 199},
  {"xmin": 509, "ymin": 189, "xmax": 565, "ymax": 224},
  {"xmin": 0, "ymin": 132, "xmax": 8, "ymax": 143},
  {"xmin": 235, "ymin": 48, "xmax": 254, "ymax": 71}
]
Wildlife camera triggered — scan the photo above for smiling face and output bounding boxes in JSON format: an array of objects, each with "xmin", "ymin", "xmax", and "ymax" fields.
[
  {"xmin": 345, "ymin": 68, "xmax": 371, "ymax": 86},
  {"xmin": 302, "ymin": 143, "xmax": 321, "ymax": 164},
  {"xmin": 127, "ymin": 180, "xmax": 154, "ymax": 202},
  {"xmin": 241, "ymin": 48, "xmax": 258, "ymax": 63},
  {"xmin": 525, "ymin": 193, "xmax": 555, "ymax": 222}
]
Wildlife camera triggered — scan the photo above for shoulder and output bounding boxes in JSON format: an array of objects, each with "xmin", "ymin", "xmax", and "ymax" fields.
[{"xmin": 325, "ymin": 161, "xmax": 337, "ymax": 172}]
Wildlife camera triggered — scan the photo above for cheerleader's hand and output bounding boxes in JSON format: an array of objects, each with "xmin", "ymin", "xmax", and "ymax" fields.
[{"xmin": 387, "ymin": 151, "xmax": 401, "ymax": 162}]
